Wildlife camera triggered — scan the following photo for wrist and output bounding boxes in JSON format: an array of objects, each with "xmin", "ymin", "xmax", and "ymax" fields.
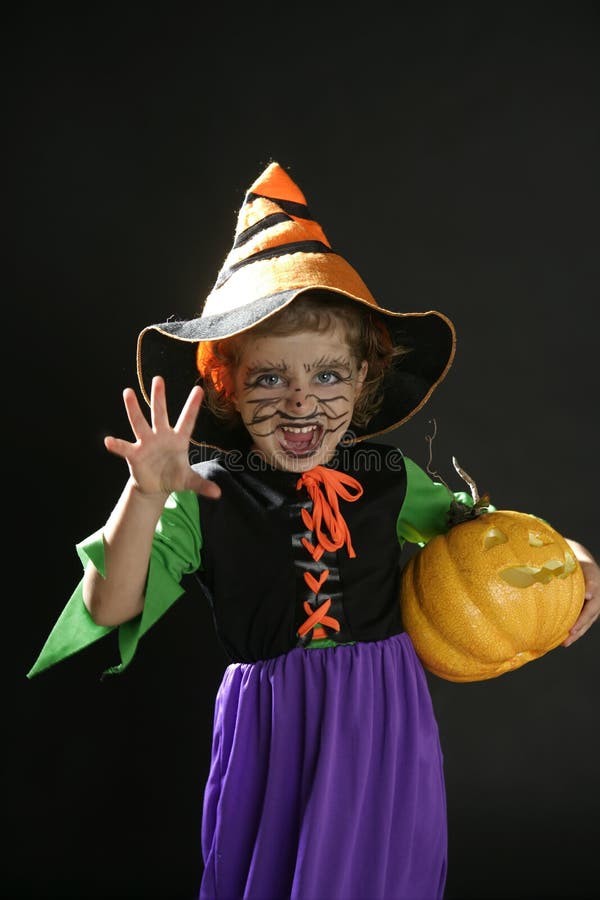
[{"xmin": 126, "ymin": 477, "xmax": 170, "ymax": 506}]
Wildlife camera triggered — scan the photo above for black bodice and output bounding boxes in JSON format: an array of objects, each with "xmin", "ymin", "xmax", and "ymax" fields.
[{"xmin": 193, "ymin": 441, "xmax": 409, "ymax": 663}]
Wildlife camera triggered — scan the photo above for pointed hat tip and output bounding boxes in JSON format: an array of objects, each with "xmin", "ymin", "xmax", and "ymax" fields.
[{"xmin": 248, "ymin": 161, "xmax": 306, "ymax": 205}]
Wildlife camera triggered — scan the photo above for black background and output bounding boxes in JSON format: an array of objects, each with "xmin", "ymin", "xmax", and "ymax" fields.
[{"xmin": 7, "ymin": 4, "xmax": 600, "ymax": 899}]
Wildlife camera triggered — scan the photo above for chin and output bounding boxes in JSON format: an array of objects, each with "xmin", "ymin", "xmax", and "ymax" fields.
[{"xmin": 281, "ymin": 455, "xmax": 330, "ymax": 473}]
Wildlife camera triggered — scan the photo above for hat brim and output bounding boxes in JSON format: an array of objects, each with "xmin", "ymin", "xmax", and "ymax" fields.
[{"xmin": 136, "ymin": 288, "xmax": 456, "ymax": 453}]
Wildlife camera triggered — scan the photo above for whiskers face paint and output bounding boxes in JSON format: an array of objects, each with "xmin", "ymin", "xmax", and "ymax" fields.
[{"xmin": 231, "ymin": 329, "xmax": 368, "ymax": 472}]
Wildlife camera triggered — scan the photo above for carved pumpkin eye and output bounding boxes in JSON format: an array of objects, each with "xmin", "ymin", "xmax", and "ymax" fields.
[
  {"xmin": 484, "ymin": 527, "xmax": 556, "ymax": 552},
  {"xmin": 528, "ymin": 531, "xmax": 553, "ymax": 547},
  {"xmin": 484, "ymin": 527, "xmax": 508, "ymax": 549}
]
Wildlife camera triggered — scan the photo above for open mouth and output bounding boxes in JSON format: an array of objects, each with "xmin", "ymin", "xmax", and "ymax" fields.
[{"xmin": 276, "ymin": 423, "xmax": 324, "ymax": 457}]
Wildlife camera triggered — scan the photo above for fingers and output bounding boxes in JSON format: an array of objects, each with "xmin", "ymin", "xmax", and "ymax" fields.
[
  {"xmin": 188, "ymin": 470, "xmax": 222, "ymax": 499},
  {"xmin": 174, "ymin": 385, "xmax": 204, "ymax": 438},
  {"xmin": 122, "ymin": 387, "xmax": 152, "ymax": 441},
  {"xmin": 106, "ymin": 379, "xmax": 221, "ymax": 500},
  {"xmin": 104, "ymin": 434, "xmax": 135, "ymax": 458},
  {"xmin": 150, "ymin": 375, "xmax": 171, "ymax": 432},
  {"xmin": 146, "ymin": 376, "xmax": 202, "ymax": 436},
  {"xmin": 121, "ymin": 377, "xmax": 176, "ymax": 439},
  {"xmin": 563, "ymin": 596, "xmax": 600, "ymax": 647},
  {"xmin": 107, "ymin": 377, "xmax": 206, "ymax": 463}
]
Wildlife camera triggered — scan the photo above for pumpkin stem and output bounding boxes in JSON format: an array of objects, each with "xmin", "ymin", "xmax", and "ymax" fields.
[
  {"xmin": 424, "ymin": 418, "xmax": 452, "ymax": 488},
  {"xmin": 446, "ymin": 459, "xmax": 492, "ymax": 527},
  {"xmin": 422, "ymin": 424, "xmax": 492, "ymax": 526},
  {"xmin": 452, "ymin": 456, "xmax": 480, "ymax": 504}
]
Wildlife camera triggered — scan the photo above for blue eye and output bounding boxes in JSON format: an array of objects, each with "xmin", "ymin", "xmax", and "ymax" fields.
[
  {"xmin": 316, "ymin": 371, "xmax": 340, "ymax": 385},
  {"xmin": 256, "ymin": 374, "xmax": 283, "ymax": 387}
]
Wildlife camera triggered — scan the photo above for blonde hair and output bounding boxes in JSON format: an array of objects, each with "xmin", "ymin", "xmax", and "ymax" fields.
[{"xmin": 196, "ymin": 291, "xmax": 409, "ymax": 429}]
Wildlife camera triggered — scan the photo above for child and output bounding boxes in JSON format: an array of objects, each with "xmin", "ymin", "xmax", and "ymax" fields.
[{"xmin": 28, "ymin": 162, "xmax": 599, "ymax": 900}]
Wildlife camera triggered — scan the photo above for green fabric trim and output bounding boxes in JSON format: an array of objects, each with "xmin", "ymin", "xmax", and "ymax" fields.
[
  {"xmin": 27, "ymin": 490, "xmax": 202, "ymax": 679},
  {"xmin": 397, "ymin": 457, "xmax": 474, "ymax": 546},
  {"xmin": 26, "ymin": 529, "xmax": 113, "ymax": 679},
  {"xmin": 304, "ymin": 638, "xmax": 356, "ymax": 650}
]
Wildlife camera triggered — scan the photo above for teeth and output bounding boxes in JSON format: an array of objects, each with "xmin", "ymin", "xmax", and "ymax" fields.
[{"xmin": 280, "ymin": 425, "xmax": 318, "ymax": 434}]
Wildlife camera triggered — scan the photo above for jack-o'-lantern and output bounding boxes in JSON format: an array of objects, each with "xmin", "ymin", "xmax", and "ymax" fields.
[{"xmin": 400, "ymin": 462, "xmax": 585, "ymax": 683}]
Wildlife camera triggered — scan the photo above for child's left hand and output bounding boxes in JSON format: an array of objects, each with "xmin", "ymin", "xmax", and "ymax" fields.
[{"xmin": 563, "ymin": 539, "xmax": 600, "ymax": 646}]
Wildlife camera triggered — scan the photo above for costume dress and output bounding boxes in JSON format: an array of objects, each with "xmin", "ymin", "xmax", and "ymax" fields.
[{"xmin": 29, "ymin": 441, "xmax": 471, "ymax": 900}]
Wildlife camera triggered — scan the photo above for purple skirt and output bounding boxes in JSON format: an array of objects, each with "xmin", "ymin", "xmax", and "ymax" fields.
[{"xmin": 199, "ymin": 633, "xmax": 447, "ymax": 900}]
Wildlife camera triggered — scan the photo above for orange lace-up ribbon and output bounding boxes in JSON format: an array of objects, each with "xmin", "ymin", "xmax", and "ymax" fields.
[{"xmin": 296, "ymin": 466, "xmax": 363, "ymax": 640}]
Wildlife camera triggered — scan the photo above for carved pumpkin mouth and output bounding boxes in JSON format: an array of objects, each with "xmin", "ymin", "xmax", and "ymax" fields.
[
  {"xmin": 483, "ymin": 525, "xmax": 578, "ymax": 587},
  {"xmin": 500, "ymin": 554, "xmax": 577, "ymax": 587}
]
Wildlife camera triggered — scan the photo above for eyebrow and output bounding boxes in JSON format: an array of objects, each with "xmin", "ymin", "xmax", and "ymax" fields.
[
  {"xmin": 244, "ymin": 359, "xmax": 289, "ymax": 377},
  {"xmin": 244, "ymin": 356, "xmax": 353, "ymax": 377},
  {"xmin": 307, "ymin": 356, "xmax": 352, "ymax": 372}
]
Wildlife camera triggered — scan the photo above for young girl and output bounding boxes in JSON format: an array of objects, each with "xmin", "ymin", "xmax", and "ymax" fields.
[{"xmin": 28, "ymin": 162, "xmax": 599, "ymax": 900}]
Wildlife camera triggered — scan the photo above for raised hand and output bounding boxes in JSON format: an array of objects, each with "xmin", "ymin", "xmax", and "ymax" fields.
[{"xmin": 104, "ymin": 375, "xmax": 221, "ymax": 499}]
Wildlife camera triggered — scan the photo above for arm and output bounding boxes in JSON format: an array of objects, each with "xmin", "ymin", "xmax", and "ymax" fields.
[
  {"xmin": 27, "ymin": 376, "xmax": 217, "ymax": 679},
  {"xmin": 28, "ymin": 487, "xmax": 204, "ymax": 679},
  {"xmin": 83, "ymin": 375, "xmax": 220, "ymax": 627},
  {"xmin": 563, "ymin": 539, "xmax": 600, "ymax": 646}
]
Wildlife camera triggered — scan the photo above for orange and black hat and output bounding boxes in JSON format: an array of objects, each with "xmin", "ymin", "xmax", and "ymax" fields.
[{"xmin": 137, "ymin": 161, "xmax": 456, "ymax": 451}]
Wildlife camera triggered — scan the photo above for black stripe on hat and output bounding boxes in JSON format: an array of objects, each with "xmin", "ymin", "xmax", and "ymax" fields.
[
  {"xmin": 246, "ymin": 192, "xmax": 310, "ymax": 219},
  {"xmin": 234, "ymin": 213, "xmax": 292, "ymax": 249},
  {"xmin": 214, "ymin": 240, "xmax": 333, "ymax": 289}
]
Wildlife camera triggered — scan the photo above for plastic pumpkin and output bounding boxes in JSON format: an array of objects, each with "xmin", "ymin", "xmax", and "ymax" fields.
[{"xmin": 400, "ymin": 509, "xmax": 585, "ymax": 683}]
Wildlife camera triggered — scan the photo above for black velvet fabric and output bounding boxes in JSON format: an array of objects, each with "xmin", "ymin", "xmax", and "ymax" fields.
[{"xmin": 192, "ymin": 441, "xmax": 408, "ymax": 663}]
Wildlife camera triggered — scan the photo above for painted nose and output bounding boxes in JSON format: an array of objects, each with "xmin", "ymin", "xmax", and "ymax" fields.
[{"xmin": 287, "ymin": 385, "xmax": 309, "ymax": 410}]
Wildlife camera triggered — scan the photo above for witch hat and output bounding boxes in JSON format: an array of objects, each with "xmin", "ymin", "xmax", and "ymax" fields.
[{"xmin": 137, "ymin": 161, "xmax": 456, "ymax": 451}]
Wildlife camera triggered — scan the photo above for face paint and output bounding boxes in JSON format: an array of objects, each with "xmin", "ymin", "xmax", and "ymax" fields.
[{"xmin": 231, "ymin": 327, "xmax": 368, "ymax": 472}]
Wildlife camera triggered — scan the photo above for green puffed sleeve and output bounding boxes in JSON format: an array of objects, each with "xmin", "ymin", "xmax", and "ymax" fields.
[
  {"xmin": 27, "ymin": 489, "xmax": 203, "ymax": 679},
  {"xmin": 396, "ymin": 456, "xmax": 476, "ymax": 546}
]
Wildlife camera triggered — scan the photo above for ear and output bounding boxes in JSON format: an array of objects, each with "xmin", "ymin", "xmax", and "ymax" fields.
[
  {"xmin": 355, "ymin": 360, "xmax": 368, "ymax": 396},
  {"xmin": 221, "ymin": 368, "xmax": 240, "ymax": 411}
]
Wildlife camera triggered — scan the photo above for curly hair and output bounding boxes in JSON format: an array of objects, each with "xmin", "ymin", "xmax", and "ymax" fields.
[{"xmin": 196, "ymin": 291, "xmax": 409, "ymax": 430}]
